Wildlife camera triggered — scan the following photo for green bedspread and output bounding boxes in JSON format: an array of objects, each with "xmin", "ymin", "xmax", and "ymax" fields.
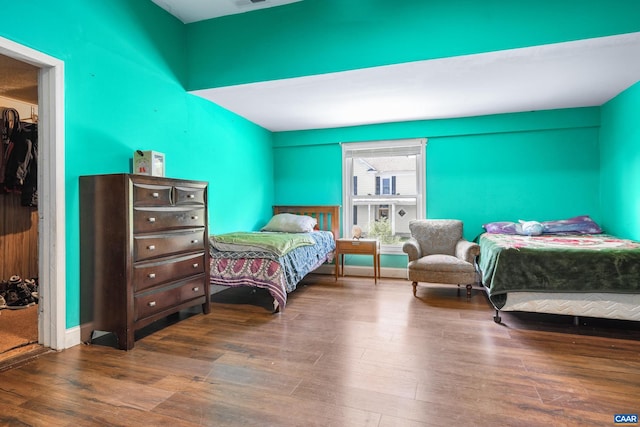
[
  {"xmin": 210, "ymin": 231, "xmax": 316, "ymax": 257},
  {"xmin": 478, "ymin": 233, "xmax": 640, "ymax": 309}
]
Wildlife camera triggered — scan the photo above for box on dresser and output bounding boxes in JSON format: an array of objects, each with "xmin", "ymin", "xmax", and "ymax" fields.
[{"xmin": 79, "ymin": 173, "xmax": 210, "ymax": 350}]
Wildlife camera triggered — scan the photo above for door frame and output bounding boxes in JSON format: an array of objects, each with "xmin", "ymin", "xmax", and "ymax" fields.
[{"xmin": 0, "ymin": 36, "xmax": 66, "ymax": 350}]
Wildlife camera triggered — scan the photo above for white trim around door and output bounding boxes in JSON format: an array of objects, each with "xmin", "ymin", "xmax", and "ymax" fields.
[{"xmin": 0, "ymin": 36, "xmax": 67, "ymax": 350}]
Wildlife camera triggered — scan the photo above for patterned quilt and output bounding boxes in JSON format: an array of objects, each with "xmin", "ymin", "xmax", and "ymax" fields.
[
  {"xmin": 478, "ymin": 233, "xmax": 640, "ymax": 309},
  {"xmin": 209, "ymin": 230, "xmax": 335, "ymax": 311}
]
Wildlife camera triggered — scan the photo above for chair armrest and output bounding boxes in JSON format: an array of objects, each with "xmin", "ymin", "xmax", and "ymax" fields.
[
  {"xmin": 455, "ymin": 239, "xmax": 480, "ymax": 264},
  {"xmin": 402, "ymin": 238, "xmax": 422, "ymax": 261}
]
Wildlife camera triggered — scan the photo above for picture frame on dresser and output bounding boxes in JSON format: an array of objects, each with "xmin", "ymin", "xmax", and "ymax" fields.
[{"xmin": 79, "ymin": 173, "xmax": 210, "ymax": 350}]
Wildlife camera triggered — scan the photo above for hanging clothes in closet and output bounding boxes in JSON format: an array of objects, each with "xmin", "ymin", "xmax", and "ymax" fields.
[{"xmin": 0, "ymin": 107, "xmax": 38, "ymax": 206}]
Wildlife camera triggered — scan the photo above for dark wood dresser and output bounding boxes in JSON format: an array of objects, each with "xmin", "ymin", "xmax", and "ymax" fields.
[{"xmin": 79, "ymin": 174, "xmax": 210, "ymax": 350}]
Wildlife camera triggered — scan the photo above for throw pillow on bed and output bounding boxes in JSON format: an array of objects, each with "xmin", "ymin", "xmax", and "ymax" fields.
[
  {"xmin": 483, "ymin": 220, "xmax": 545, "ymax": 235},
  {"xmin": 516, "ymin": 220, "xmax": 544, "ymax": 236},
  {"xmin": 483, "ymin": 221, "xmax": 518, "ymax": 234},
  {"xmin": 541, "ymin": 215, "xmax": 602, "ymax": 234},
  {"xmin": 261, "ymin": 213, "xmax": 318, "ymax": 233}
]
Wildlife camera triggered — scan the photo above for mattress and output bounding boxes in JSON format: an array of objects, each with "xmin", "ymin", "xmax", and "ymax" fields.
[{"xmin": 498, "ymin": 291, "xmax": 640, "ymax": 321}]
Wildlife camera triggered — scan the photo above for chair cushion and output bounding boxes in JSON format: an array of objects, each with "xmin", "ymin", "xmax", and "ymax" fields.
[
  {"xmin": 408, "ymin": 254, "xmax": 475, "ymax": 273},
  {"xmin": 408, "ymin": 220, "xmax": 463, "ymax": 256},
  {"xmin": 407, "ymin": 254, "xmax": 478, "ymax": 285}
]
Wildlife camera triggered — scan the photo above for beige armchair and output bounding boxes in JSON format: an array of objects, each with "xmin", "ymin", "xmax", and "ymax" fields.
[{"xmin": 402, "ymin": 219, "xmax": 480, "ymax": 298}]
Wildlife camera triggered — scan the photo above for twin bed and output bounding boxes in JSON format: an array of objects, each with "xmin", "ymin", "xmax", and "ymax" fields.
[
  {"xmin": 208, "ymin": 205, "xmax": 339, "ymax": 312},
  {"xmin": 478, "ymin": 217, "xmax": 640, "ymax": 323}
]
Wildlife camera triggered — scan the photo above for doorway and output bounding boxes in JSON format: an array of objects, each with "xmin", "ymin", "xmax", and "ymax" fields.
[
  {"xmin": 0, "ymin": 54, "xmax": 39, "ymax": 362},
  {"xmin": 0, "ymin": 36, "xmax": 66, "ymax": 352}
]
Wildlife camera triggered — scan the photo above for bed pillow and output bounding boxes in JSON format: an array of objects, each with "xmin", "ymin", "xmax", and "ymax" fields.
[
  {"xmin": 483, "ymin": 221, "xmax": 517, "ymax": 234},
  {"xmin": 542, "ymin": 215, "xmax": 602, "ymax": 234},
  {"xmin": 261, "ymin": 213, "xmax": 318, "ymax": 233},
  {"xmin": 515, "ymin": 220, "xmax": 544, "ymax": 236}
]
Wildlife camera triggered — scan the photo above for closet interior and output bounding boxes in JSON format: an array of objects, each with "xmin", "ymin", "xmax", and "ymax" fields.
[{"xmin": 0, "ymin": 54, "xmax": 40, "ymax": 363}]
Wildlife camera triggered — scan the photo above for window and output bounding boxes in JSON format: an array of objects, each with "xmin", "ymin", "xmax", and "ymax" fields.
[{"xmin": 342, "ymin": 138, "xmax": 426, "ymax": 254}]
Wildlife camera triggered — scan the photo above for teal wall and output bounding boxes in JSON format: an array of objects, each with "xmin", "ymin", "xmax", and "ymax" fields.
[
  {"xmin": 187, "ymin": 0, "xmax": 640, "ymax": 90},
  {"xmin": 600, "ymin": 82, "xmax": 640, "ymax": 240},
  {"xmin": 1, "ymin": 0, "xmax": 274, "ymax": 329},
  {"xmin": 273, "ymin": 108, "xmax": 602, "ymax": 243}
]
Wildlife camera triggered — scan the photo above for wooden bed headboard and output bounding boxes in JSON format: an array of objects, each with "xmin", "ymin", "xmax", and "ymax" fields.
[{"xmin": 273, "ymin": 205, "xmax": 341, "ymax": 239}]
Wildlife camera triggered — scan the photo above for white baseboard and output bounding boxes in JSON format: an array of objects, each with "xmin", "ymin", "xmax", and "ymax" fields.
[{"xmin": 64, "ymin": 326, "xmax": 82, "ymax": 349}]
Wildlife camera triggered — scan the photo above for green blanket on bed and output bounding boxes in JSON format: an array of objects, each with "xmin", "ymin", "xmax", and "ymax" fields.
[
  {"xmin": 211, "ymin": 232, "xmax": 315, "ymax": 257},
  {"xmin": 478, "ymin": 233, "xmax": 640, "ymax": 309}
]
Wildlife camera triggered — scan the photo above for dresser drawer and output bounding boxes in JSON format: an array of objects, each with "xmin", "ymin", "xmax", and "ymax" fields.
[
  {"xmin": 133, "ymin": 252, "xmax": 206, "ymax": 292},
  {"xmin": 133, "ymin": 183, "xmax": 173, "ymax": 206},
  {"xmin": 134, "ymin": 229, "xmax": 205, "ymax": 261},
  {"xmin": 175, "ymin": 186, "xmax": 206, "ymax": 206},
  {"xmin": 336, "ymin": 239, "xmax": 379, "ymax": 254},
  {"xmin": 179, "ymin": 279, "xmax": 206, "ymax": 301},
  {"xmin": 133, "ymin": 207, "xmax": 206, "ymax": 233},
  {"xmin": 134, "ymin": 275, "xmax": 206, "ymax": 321}
]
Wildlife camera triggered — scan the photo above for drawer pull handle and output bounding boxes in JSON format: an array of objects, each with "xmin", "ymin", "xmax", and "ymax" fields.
[
  {"xmin": 192, "ymin": 287, "xmax": 200, "ymax": 292},
  {"xmin": 148, "ymin": 245, "xmax": 156, "ymax": 251},
  {"xmin": 148, "ymin": 301, "xmax": 156, "ymax": 307},
  {"xmin": 148, "ymin": 273, "xmax": 156, "ymax": 279},
  {"xmin": 191, "ymin": 216, "xmax": 198, "ymax": 220},
  {"xmin": 187, "ymin": 194, "xmax": 195, "ymax": 199},
  {"xmin": 151, "ymin": 192, "xmax": 159, "ymax": 198},
  {"xmin": 192, "ymin": 263, "xmax": 199, "ymax": 268},
  {"xmin": 148, "ymin": 217, "xmax": 156, "ymax": 223},
  {"xmin": 191, "ymin": 239, "xmax": 199, "ymax": 244}
]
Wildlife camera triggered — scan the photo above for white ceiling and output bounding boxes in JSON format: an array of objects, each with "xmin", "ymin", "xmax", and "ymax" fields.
[
  {"xmin": 151, "ymin": 1, "xmax": 640, "ymax": 132},
  {"xmin": 192, "ymin": 32, "xmax": 640, "ymax": 132},
  {"xmin": 150, "ymin": 0, "xmax": 302, "ymax": 23}
]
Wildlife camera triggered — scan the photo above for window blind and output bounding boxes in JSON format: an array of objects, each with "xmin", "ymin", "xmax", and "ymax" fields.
[{"xmin": 342, "ymin": 139, "xmax": 423, "ymax": 159}]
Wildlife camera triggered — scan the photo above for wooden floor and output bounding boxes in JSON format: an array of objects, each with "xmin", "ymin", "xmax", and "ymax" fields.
[{"xmin": 1, "ymin": 274, "xmax": 639, "ymax": 426}]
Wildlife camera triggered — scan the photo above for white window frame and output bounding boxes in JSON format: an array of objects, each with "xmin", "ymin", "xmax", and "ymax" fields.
[{"xmin": 342, "ymin": 138, "xmax": 426, "ymax": 254}]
